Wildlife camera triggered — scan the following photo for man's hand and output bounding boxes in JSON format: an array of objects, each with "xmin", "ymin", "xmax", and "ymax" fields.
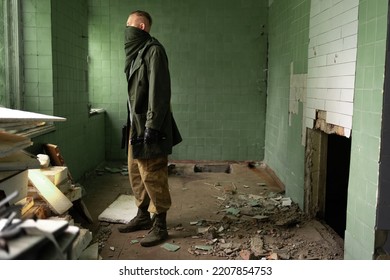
[{"xmin": 144, "ymin": 127, "xmax": 164, "ymax": 144}]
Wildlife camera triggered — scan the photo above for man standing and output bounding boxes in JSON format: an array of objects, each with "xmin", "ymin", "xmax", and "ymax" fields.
[{"xmin": 118, "ymin": 10, "xmax": 182, "ymax": 247}]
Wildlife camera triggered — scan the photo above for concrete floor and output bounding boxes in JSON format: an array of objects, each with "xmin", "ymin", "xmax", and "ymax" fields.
[{"xmin": 78, "ymin": 161, "xmax": 344, "ymax": 260}]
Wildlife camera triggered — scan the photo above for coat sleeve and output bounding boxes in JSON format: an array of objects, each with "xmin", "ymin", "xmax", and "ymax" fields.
[{"xmin": 145, "ymin": 45, "xmax": 171, "ymax": 131}]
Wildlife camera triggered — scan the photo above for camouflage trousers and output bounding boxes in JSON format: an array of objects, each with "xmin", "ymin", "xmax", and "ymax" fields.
[{"xmin": 128, "ymin": 147, "xmax": 171, "ymax": 214}]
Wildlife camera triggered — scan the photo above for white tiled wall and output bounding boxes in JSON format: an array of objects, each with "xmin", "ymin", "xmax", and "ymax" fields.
[{"xmin": 305, "ymin": 0, "xmax": 359, "ymax": 137}]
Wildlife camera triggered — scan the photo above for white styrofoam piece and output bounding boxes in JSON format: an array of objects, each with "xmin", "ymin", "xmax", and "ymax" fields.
[{"xmin": 98, "ymin": 194, "xmax": 139, "ymax": 224}]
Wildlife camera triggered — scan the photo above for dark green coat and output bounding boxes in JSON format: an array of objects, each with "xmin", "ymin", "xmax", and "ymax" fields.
[{"xmin": 127, "ymin": 38, "xmax": 182, "ymax": 159}]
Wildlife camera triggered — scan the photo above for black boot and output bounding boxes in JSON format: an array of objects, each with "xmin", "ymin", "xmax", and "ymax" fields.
[
  {"xmin": 118, "ymin": 207, "xmax": 152, "ymax": 233},
  {"xmin": 140, "ymin": 212, "xmax": 168, "ymax": 247}
]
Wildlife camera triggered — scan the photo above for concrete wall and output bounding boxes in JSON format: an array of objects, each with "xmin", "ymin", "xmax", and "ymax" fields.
[{"xmin": 87, "ymin": 0, "xmax": 269, "ymax": 161}]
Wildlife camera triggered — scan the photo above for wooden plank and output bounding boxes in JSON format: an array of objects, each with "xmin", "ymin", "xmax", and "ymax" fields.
[
  {"xmin": 0, "ymin": 131, "xmax": 32, "ymax": 158},
  {"xmin": 42, "ymin": 144, "xmax": 92, "ymax": 223},
  {"xmin": 19, "ymin": 197, "xmax": 35, "ymax": 215},
  {"xmin": 0, "ymin": 150, "xmax": 40, "ymax": 171},
  {"xmin": 28, "ymin": 169, "xmax": 73, "ymax": 215},
  {"xmin": 40, "ymin": 166, "xmax": 68, "ymax": 186},
  {"xmin": 22, "ymin": 205, "xmax": 48, "ymax": 219},
  {"xmin": 0, "ymin": 122, "xmax": 45, "ymax": 134},
  {"xmin": 43, "ymin": 144, "xmax": 65, "ymax": 166},
  {"xmin": 0, "ymin": 107, "xmax": 66, "ymax": 122},
  {"xmin": 43, "ymin": 144, "xmax": 74, "ymax": 182}
]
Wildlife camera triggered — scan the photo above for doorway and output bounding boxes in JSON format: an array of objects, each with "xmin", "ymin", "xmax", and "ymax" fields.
[
  {"xmin": 305, "ymin": 129, "xmax": 351, "ymax": 239},
  {"xmin": 324, "ymin": 134, "xmax": 351, "ymax": 238}
]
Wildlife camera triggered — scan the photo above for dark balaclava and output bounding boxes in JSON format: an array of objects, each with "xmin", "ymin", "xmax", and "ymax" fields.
[{"xmin": 124, "ymin": 26, "xmax": 151, "ymax": 78}]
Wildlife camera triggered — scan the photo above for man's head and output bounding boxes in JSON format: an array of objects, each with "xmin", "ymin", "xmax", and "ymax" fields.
[{"xmin": 126, "ymin": 10, "xmax": 152, "ymax": 33}]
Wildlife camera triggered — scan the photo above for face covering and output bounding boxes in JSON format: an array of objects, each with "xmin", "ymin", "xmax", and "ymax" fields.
[{"xmin": 124, "ymin": 26, "xmax": 151, "ymax": 76}]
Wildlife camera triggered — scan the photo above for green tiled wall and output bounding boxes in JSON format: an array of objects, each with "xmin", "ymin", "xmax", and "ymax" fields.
[
  {"xmin": 0, "ymin": 1, "xmax": 4, "ymax": 106},
  {"xmin": 344, "ymin": 0, "xmax": 388, "ymax": 260},
  {"xmin": 22, "ymin": 0, "xmax": 105, "ymax": 181},
  {"xmin": 22, "ymin": 0, "xmax": 53, "ymax": 115},
  {"xmin": 265, "ymin": 0, "xmax": 388, "ymax": 259},
  {"xmin": 88, "ymin": 0, "xmax": 269, "ymax": 161},
  {"xmin": 1, "ymin": 0, "xmax": 386, "ymax": 260},
  {"xmin": 264, "ymin": 0, "xmax": 310, "ymax": 208}
]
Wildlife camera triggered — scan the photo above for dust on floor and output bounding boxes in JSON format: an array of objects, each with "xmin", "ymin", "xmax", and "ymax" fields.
[{"xmin": 80, "ymin": 161, "xmax": 344, "ymax": 260}]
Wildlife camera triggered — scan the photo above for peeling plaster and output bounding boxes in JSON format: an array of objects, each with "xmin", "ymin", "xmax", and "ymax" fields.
[{"xmin": 289, "ymin": 62, "xmax": 308, "ymax": 146}]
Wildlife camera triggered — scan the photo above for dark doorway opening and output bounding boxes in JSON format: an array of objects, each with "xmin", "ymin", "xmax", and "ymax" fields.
[{"xmin": 325, "ymin": 134, "xmax": 351, "ymax": 238}]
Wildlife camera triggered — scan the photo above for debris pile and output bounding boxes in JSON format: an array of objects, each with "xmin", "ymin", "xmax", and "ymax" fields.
[
  {"xmin": 91, "ymin": 162, "xmax": 344, "ymax": 260},
  {"xmin": 1, "ymin": 142, "xmax": 96, "ymax": 259},
  {"xmin": 184, "ymin": 186, "xmax": 342, "ymax": 260}
]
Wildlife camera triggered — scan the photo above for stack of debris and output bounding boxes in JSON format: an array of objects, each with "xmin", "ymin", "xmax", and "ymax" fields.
[
  {"xmin": 0, "ymin": 107, "xmax": 65, "ymax": 205},
  {"xmin": 0, "ymin": 107, "xmax": 65, "ymax": 136},
  {"xmin": 25, "ymin": 144, "xmax": 96, "ymax": 259},
  {"xmin": 1, "ymin": 144, "xmax": 96, "ymax": 259},
  {"xmin": 0, "ymin": 194, "xmax": 81, "ymax": 260},
  {"xmin": 0, "ymin": 131, "xmax": 38, "ymax": 206}
]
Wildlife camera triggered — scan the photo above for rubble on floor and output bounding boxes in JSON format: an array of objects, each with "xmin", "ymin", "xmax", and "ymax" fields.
[
  {"xmin": 84, "ymin": 161, "xmax": 344, "ymax": 260},
  {"xmin": 89, "ymin": 222, "xmax": 112, "ymax": 252},
  {"xmin": 181, "ymin": 186, "xmax": 343, "ymax": 260}
]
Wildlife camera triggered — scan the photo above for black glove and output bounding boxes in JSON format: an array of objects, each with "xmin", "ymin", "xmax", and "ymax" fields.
[{"xmin": 144, "ymin": 127, "xmax": 164, "ymax": 144}]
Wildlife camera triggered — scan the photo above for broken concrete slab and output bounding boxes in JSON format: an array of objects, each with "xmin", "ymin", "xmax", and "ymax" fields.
[
  {"xmin": 161, "ymin": 243, "xmax": 181, "ymax": 252},
  {"xmin": 250, "ymin": 236, "xmax": 265, "ymax": 256},
  {"xmin": 197, "ymin": 226, "xmax": 210, "ymax": 234},
  {"xmin": 239, "ymin": 249, "xmax": 253, "ymax": 260},
  {"xmin": 98, "ymin": 194, "xmax": 138, "ymax": 224},
  {"xmin": 78, "ymin": 242, "xmax": 99, "ymax": 260},
  {"xmin": 223, "ymin": 207, "xmax": 240, "ymax": 216},
  {"xmin": 281, "ymin": 197, "xmax": 292, "ymax": 206},
  {"xmin": 104, "ymin": 167, "xmax": 122, "ymax": 173},
  {"xmin": 71, "ymin": 228, "xmax": 93, "ymax": 260},
  {"xmin": 252, "ymin": 215, "xmax": 269, "ymax": 221},
  {"xmin": 194, "ymin": 245, "xmax": 213, "ymax": 251}
]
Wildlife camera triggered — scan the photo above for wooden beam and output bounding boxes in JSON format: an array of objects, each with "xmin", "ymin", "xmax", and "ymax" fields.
[
  {"xmin": 0, "ymin": 131, "xmax": 32, "ymax": 158},
  {"xmin": 0, "ymin": 107, "xmax": 66, "ymax": 122},
  {"xmin": 28, "ymin": 169, "xmax": 72, "ymax": 215},
  {"xmin": 43, "ymin": 144, "xmax": 74, "ymax": 182}
]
